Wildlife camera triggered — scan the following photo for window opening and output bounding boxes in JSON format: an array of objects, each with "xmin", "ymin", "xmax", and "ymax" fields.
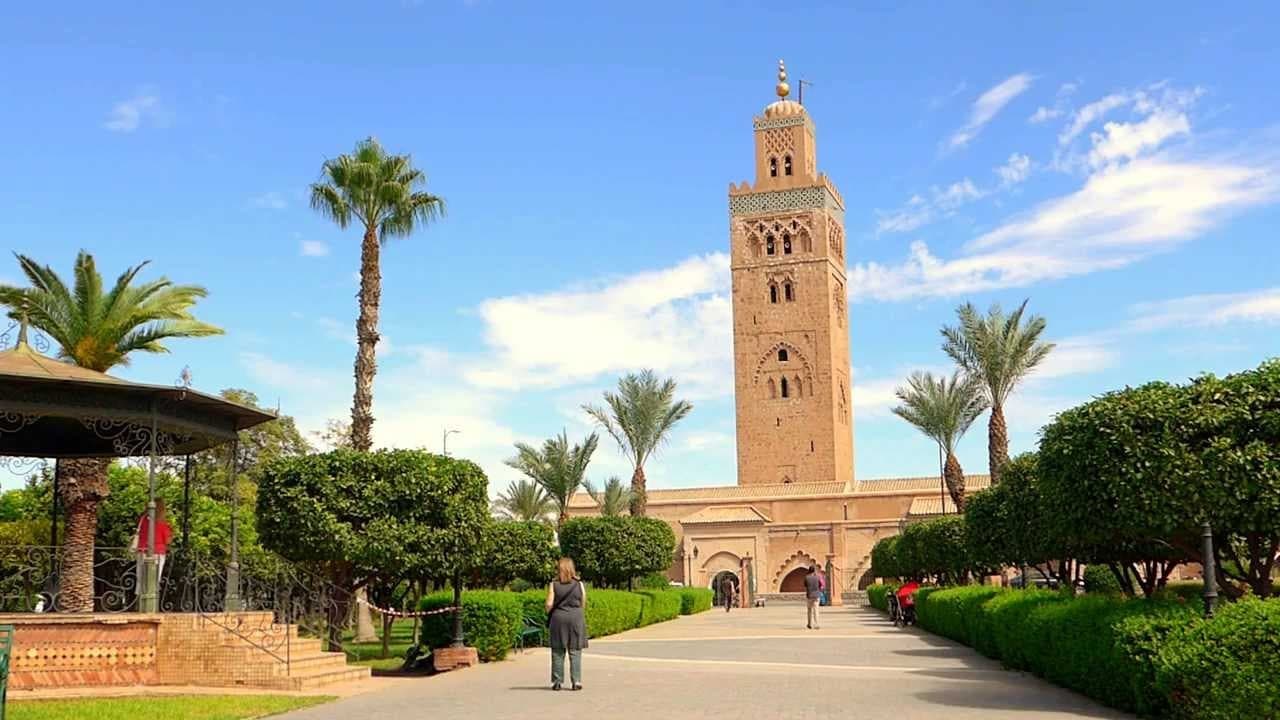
[
  {"xmin": 781, "ymin": 377, "xmax": 790, "ymax": 398},
  {"xmin": 784, "ymin": 282, "xmax": 793, "ymax": 301},
  {"xmin": 784, "ymin": 155, "xmax": 793, "ymax": 176},
  {"xmin": 783, "ymin": 233, "xmax": 792, "ymax": 255},
  {"xmin": 778, "ymin": 348, "xmax": 789, "ymax": 362},
  {"xmin": 769, "ymin": 157, "xmax": 778, "ymax": 177},
  {"xmin": 766, "ymin": 235, "xmax": 776, "ymax": 255},
  {"xmin": 769, "ymin": 285, "xmax": 778, "ymax": 304}
]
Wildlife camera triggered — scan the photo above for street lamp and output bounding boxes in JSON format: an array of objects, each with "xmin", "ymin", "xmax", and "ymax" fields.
[{"xmin": 442, "ymin": 428, "xmax": 460, "ymax": 456}]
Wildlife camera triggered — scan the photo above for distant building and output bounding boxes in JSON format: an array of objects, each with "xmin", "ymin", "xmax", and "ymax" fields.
[{"xmin": 570, "ymin": 62, "xmax": 989, "ymax": 603}]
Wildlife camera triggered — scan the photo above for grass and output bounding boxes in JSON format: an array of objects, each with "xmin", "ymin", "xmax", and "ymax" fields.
[
  {"xmin": 343, "ymin": 619, "xmax": 417, "ymax": 670},
  {"xmin": 6, "ymin": 695, "xmax": 334, "ymax": 720}
]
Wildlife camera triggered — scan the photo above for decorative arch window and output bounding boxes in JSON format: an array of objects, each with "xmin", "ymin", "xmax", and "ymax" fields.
[
  {"xmin": 794, "ymin": 375, "xmax": 803, "ymax": 397},
  {"xmin": 778, "ymin": 348, "xmax": 789, "ymax": 362},
  {"xmin": 800, "ymin": 229, "xmax": 813, "ymax": 253},
  {"xmin": 766, "ymin": 234, "xmax": 776, "ymax": 256},
  {"xmin": 769, "ymin": 157, "xmax": 778, "ymax": 177},
  {"xmin": 768, "ymin": 378, "xmax": 777, "ymax": 399},
  {"xmin": 784, "ymin": 155, "xmax": 793, "ymax": 176},
  {"xmin": 783, "ymin": 233, "xmax": 792, "ymax": 255},
  {"xmin": 769, "ymin": 284, "xmax": 778, "ymax": 304},
  {"xmin": 781, "ymin": 377, "xmax": 790, "ymax": 398},
  {"xmin": 784, "ymin": 282, "xmax": 794, "ymax": 301}
]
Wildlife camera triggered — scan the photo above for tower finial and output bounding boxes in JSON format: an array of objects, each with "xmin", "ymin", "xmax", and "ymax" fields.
[{"xmin": 776, "ymin": 59, "xmax": 790, "ymax": 99}]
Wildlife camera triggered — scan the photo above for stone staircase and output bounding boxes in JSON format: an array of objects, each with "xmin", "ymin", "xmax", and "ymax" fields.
[{"xmin": 158, "ymin": 613, "xmax": 370, "ymax": 691}]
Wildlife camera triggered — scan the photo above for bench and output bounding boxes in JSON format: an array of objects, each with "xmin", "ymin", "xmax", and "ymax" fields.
[{"xmin": 516, "ymin": 617, "xmax": 544, "ymax": 652}]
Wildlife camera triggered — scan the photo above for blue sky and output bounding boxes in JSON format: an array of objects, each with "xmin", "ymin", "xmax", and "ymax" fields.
[{"xmin": 3, "ymin": 2, "xmax": 1279, "ymax": 493}]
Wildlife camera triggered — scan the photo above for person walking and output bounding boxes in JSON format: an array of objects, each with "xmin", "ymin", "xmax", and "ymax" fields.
[
  {"xmin": 804, "ymin": 564, "xmax": 822, "ymax": 630},
  {"xmin": 720, "ymin": 575, "xmax": 735, "ymax": 612},
  {"xmin": 545, "ymin": 557, "xmax": 587, "ymax": 691}
]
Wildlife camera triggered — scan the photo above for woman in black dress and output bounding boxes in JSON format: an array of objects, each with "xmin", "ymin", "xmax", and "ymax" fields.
[{"xmin": 544, "ymin": 556, "xmax": 587, "ymax": 691}]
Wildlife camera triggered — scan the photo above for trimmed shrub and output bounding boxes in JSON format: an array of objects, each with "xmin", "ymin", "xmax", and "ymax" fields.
[
  {"xmin": 636, "ymin": 572, "xmax": 673, "ymax": 590},
  {"xmin": 866, "ymin": 583, "xmax": 897, "ymax": 612},
  {"xmin": 1083, "ymin": 564, "xmax": 1123, "ymax": 594},
  {"xmin": 559, "ymin": 516, "xmax": 676, "ymax": 588},
  {"xmin": 636, "ymin": 590, "xmax": 682, "ymax": 625},
  {"xmin": 582, "ymin": 588, "xmax": 645, "ymax": 637},
  {"xmin": 1155, "ymin": 597, "xmax": 1280, "ymax": 720},
  {"xmin": 974, "ymin": 588, "xmax": 1065, "ymax": 666},
  {"xmin": 914, "ymin": 585, "xmax": 1003, "ymax": 645},
  {"xmin": 676, "ymin": 587, "xmax": 714, "ymax": 615},
  {"xmin": 419, "ymin": 590, "xmax": 523, "ymax": 661}
]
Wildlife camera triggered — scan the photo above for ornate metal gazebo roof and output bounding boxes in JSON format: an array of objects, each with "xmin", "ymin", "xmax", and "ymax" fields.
[{"xmin": 0, "ymin": 329, "xmax": 275, "ymax": 458}]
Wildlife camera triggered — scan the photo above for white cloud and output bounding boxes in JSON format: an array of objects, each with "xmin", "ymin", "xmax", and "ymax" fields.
[
  {"xmin": 464, "ymin": 253, "xmax": 733, "ymax": 396},
  {"xmin": 1029, "ymin": 106, "xmax": 1062, "ymax": 124},
  {"xmin": 947, "ymin": 73, "xmax": 1034, "ymax": 150},
  {"xmin": 1087, "ymin": 111, "xmax": 1191, "ymax": 168},
  {"xmin": 995, "ymin": 153, "xmax": 1032, "ymax": 185},
  {"xmin": 681, "ymin": 431, "xmax": 733, "ymax": 452},
  {"xmin": 1031, "ymin": 336, "xmax": 1115, "ymax": 380},
  {"xmin": 876, "ymin": 180, "xmax": 986, "ymax": 235},
  {"xmin": 1060, "ymin": 92, "xmax": 1133, "ymax": 145},
  {"xmin": 1129, "ymin": 287, "xmax": 1280, "ymax": 331},
  {"xmin": 104, "ymin": 93, "xmax": 166, "ymax": 132},
  {"xmin": 252, "ymin": 192, "xmax": 287, "ymax": 210},
  {"xmin": 299, "ymin": 240, "xmax": 330, "ymax": 257}
]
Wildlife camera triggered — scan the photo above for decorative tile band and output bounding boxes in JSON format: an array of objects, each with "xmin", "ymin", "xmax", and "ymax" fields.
[
  {"xmin": 729, "ymin": 186, "xmax": 844, "ymax": 221},
  {"xmin": 753, "ymin": 115, "xmax": 810, "ymax": 131}
]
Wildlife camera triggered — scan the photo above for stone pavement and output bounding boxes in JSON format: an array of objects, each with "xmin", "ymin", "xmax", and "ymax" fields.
[{"xmin": 278, "ymin": 604, "xmax": 1130, "ymax": 719}]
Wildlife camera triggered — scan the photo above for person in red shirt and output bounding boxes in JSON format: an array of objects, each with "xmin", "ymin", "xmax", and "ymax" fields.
[{"xmin": 133, "ymin": 499, "xmax": 173, "ymax": 598}]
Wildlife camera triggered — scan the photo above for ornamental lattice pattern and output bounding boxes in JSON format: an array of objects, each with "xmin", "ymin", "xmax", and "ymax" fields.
[
  {"xmin": 762, "ymin": 129, "xmax": 794, "ymax": 160},
  {"xmin": 730, "ymin": 186, "xmax": 839, "ymax": 217},
  {"xmin": 752, "ymin": 115, "xmax": 807, "ymax": 131}
]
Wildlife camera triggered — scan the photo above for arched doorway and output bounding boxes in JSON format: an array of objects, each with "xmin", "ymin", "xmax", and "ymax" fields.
[
  {"xmin": 711, "ymin": 570, "xmax": 740, "ymax": 607},
  {"xmin": 780, "ymin": 567, "xmax": 809, "ymax": 592}
]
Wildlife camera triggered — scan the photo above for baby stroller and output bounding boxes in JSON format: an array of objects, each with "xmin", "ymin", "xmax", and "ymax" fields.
[{"xmin": 887, "ymin": 582, "xmax": 920, "ymax": 627}]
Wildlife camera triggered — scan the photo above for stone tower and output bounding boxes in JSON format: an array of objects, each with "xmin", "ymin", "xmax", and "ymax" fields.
[{"xmin": 729, "ymin": 60, "xmax": 853, "ymax": 487}]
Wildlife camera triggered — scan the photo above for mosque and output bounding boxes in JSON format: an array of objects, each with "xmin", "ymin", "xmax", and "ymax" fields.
[{"xmin": 569, "ymin": 62, "xmax": 989, "ymax": 605}]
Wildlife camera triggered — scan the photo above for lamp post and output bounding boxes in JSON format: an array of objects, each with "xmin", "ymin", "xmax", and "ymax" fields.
[
  {"xmin": 1201, "ymin": 521, "xmax": 1217, "ymax": 619},
  {"xmin": 442, "ymin": 428, "xmax": 460, "ymax": 456}
]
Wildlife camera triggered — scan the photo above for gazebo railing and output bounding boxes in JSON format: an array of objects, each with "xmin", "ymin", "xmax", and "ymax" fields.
[{"xmin": 0, "ymin": 545, "xmax": 361, "ymax": 675}]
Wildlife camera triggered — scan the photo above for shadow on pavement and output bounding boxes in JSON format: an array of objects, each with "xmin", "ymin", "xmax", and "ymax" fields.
[{"xmin": 915, "ymin": 686, "xmax": 1129, "ymax": 718}]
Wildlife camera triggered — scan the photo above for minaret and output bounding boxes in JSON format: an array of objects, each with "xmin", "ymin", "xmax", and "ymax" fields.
[{"xmin": 728, "ymin": 60, "xmax": 853, "ymax": 487}]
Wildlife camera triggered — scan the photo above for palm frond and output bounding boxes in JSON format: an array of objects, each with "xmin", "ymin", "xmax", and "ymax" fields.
[
  {"xmin": 583, "ymin": 369, "xmax": 693, "ymax": 471},
  {"xmin": 891, "ymin": 370, "xmax": 989, "ymax": 454}
]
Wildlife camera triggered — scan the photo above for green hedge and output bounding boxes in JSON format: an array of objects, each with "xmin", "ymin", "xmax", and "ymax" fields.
[
  {"xmin": 431, "ymin": 587, "xmax": 703, "ymax": 659},
  {"xmin": 891, "ymin": 585, "xmax": 1216, "ymax": 717},
  {"xmin": 1155, "ymin": 598, "xmax": 1280, "ymax": 720},
  {"xmin": 636, "ymin": 589, "xmax": 682, "ymax": 625},
  {"xmin": 914, "ymin": 585, "xmax": 1003, "ymax": 645},
  {"xmin": 867, "ymin": 583, "xmax": 897, "ymax": 612},
  {"xmin": 419, "ymin": 590, "xmax": 524, "ymax": 662},
  {"xmin": 675, "ymin": 587, "xmax": 713, "ymax": 615}
]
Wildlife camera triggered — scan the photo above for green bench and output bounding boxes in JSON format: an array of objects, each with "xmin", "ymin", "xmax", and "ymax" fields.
[
  {"xmin": 516, "ymin": 616, "xmax": 544, "ymax": 652},
  {"xmin": 1, "ymin": 624, "xmax": 13, "ymax": 720}
]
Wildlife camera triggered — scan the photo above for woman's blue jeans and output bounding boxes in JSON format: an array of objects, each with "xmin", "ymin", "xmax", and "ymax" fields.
[{"xmin": 551, "ymin": 648, "xmax": 582, "ymax": 685}]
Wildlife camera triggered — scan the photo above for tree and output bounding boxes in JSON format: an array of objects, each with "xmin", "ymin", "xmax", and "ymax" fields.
[
  {"xmin": 583, "ymin": 370, "xmax": 693, "ymax": 516},
  {"xmin": 492, "ymin": 479, "xmax": 555, "ymax": 524},
  {"xmin": 559, "ymin": 516, "xmax": 676, "ymax": 589},
  {"xmin": 187, "ymin": 389, "xmax": 312, "ymax": 501},
  {"xmin": 584, "ymin": 476, "xmax": 632, "ymax": 517},
  {"xmin": 892, "ymin": 370, "xmax": 987, "ymax": 511},
  {"xmin": 470, "ymin": 520, "xmax": 558, "ymax": 588},
  {"xmin": 870, "ymin": 535, "xmax": 901, "ymax": 580},
  {"xmin": 505, "ymin": 431, "xmax": 599, "ymax": 529},
  {"xmin": 1038, "ymin": 383, "xmax": 1189, "ymax": 597},
  {"xmin": 941, "ymin": 300, "xmax": 1054, "ymax": 484},
  {"xmin": 0, "ymin": 251, "xmax": 221, "ymax": 612},
  {"xmin": 257, "ymin": 449, "xmax": 489, "ymax": 650},
  {"xmin": 309, "ymin": 138, "xmax": 445, "ymax": 452}
]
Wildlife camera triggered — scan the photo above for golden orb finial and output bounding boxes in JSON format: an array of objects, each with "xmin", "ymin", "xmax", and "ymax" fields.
[{"xmin": 775, "ymin": 59, "xmax": 790, "ymax": 99}]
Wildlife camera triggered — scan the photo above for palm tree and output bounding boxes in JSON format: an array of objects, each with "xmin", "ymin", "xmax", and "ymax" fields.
[
  {"xmin": 0, "ymin": 251, "xmax": 222, "ymax": 612},
  {"xmin": 583, "ymin": 370, "xmax": 693, "ymax": 517},
  {"xmin": 492, "ymin": 479, "xmax": 555, "ymax": 524},
  {"xmin": 891, "ymin": 371, "xmax": 988, "ymax": 511},
  {"xmin": 941, "ymin": 300, "xmax": 1054, "ymax": 484},
  {"xmin": 584, "ymin": 476, "xmax": 632, "ymax": 517},
  {"xmin": 309, "ymin": 137, "xmax": 445, "ymax": 451},
  {"xmin": 505, "ymin": 431, "xmax": 599, "ymax": 529}
]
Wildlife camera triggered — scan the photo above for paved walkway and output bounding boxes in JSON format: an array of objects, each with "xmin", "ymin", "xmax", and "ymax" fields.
[{"xmin": 279, "ymin": 604, "xmax": 1130, "ymax": 719}]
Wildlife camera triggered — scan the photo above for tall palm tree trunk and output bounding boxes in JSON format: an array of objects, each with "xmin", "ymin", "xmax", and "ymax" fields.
[
  {"xmin": 58, "ymin": 458, "xmax": 111, "ymax": 613},
  {"xmin": 943, "ymin": 452, "xmax": 966, "ymax": 512},
  {"xmin": 988, "ymin": 403, "xmax": 1009, "ymax": 484},
  {"xmin": 351, "ymin": 226, "xmax": 381, "ymax": 452},
  {"xmin": 629, "ymin": 465, "xmax": 647, "ymax": 517},
  {"xmin": 557, "ymin": 508, "xmax": 569, "ymax": 531}
]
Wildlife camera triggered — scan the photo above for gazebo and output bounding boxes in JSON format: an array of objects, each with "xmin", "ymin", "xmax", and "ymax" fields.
[{"xmin": 0, "ymin": 322, "xmax": 275, "ymax": 613}]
